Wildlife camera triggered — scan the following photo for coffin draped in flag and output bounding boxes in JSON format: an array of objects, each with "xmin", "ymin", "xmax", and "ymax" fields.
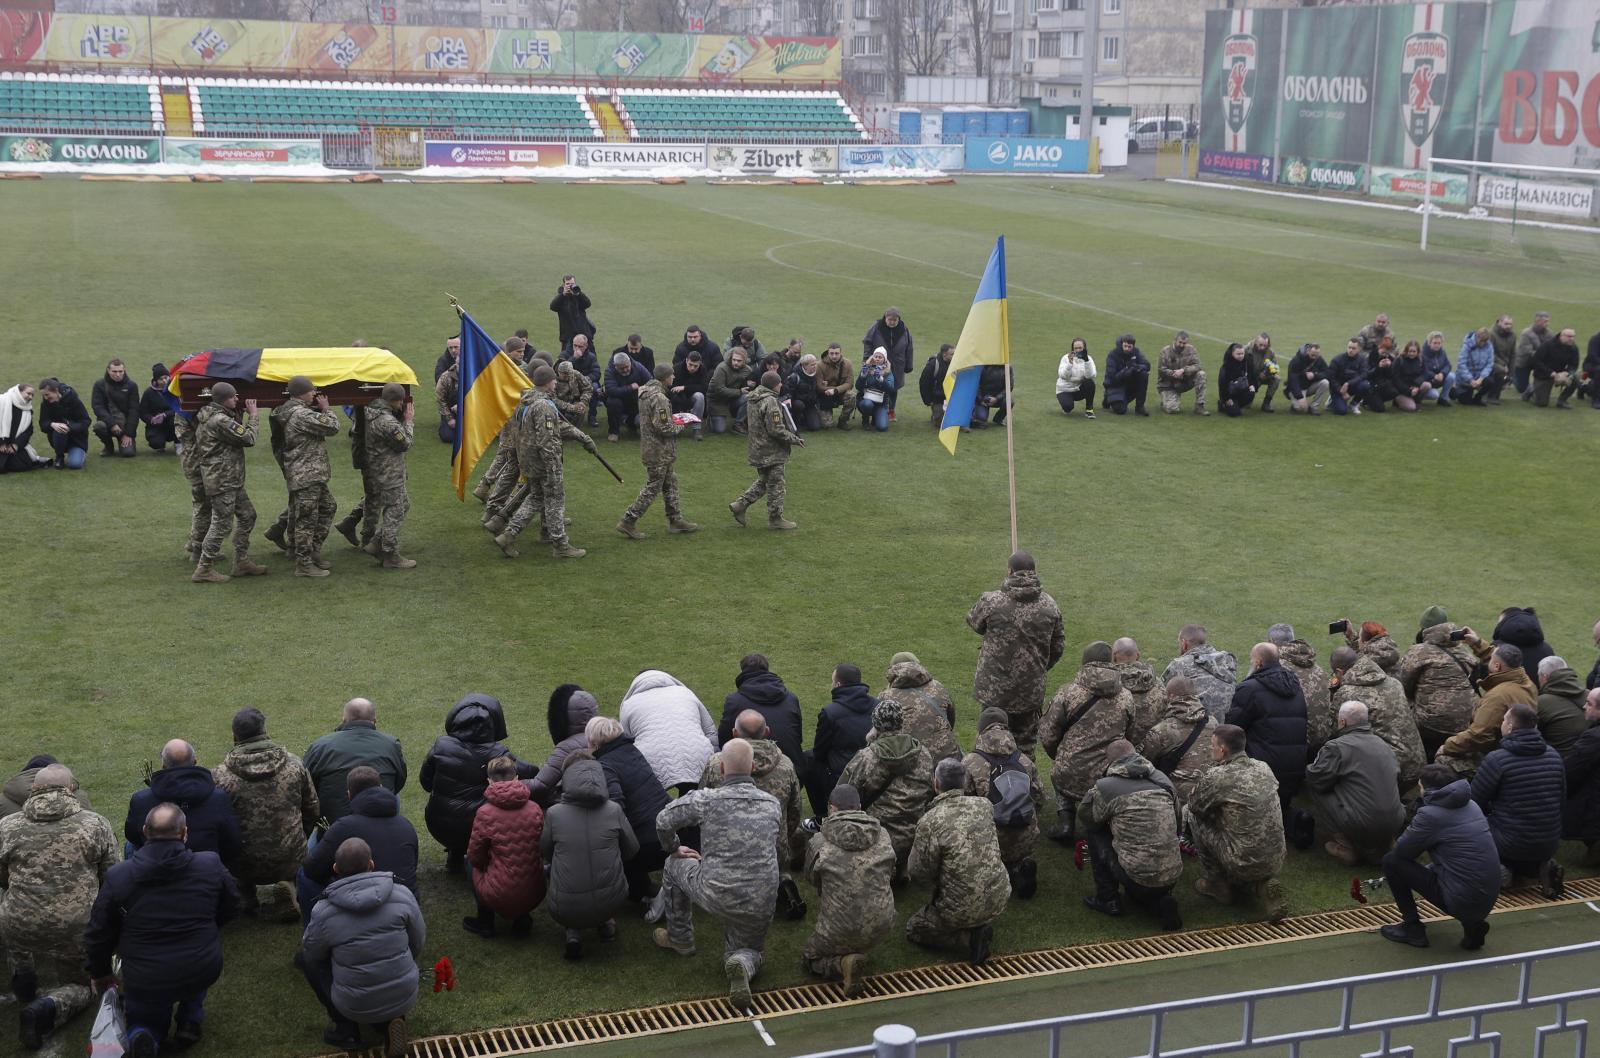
[
  {"xmin": 939, "ymin": 236, "xmax": 1010, "ymax": 454},
  {"xmin": 167, "ymin": 347, "xmax": 418, "ymax": 411},
  {"xmin": 451, "ymin": 309, "xmax": 529, "ymax": 501}
]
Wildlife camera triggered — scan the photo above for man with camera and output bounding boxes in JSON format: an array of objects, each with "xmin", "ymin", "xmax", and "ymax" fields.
[{"xmin": 549, "ymin": 275, "xmax": 595, "ymax": 352}]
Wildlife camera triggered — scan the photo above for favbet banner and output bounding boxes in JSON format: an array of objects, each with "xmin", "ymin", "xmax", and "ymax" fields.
[
  {"xmin": 1369, "ymin": 165, "xmax": 1467, "ymax": 205},
  {"xmin": 1198, "ymin": 148, "xmax": 1273, "ymax": 182},
  {"xmin": 1278, "ymin": 156, "xmax": 1366, "ymax": 192},
  {"xmin": 422, "ymin": 141, "xmax": 567, "ymax": 168},
  {"xmin": 163, "ymin": 137, "xmax": 322, "ymax": 165},
  {"xmin": 1, "ymin": 133, "xmax": 159, "ymax": 164}
]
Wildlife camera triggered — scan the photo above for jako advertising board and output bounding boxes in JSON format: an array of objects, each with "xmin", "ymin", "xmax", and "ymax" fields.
[
  {"xmin": 708, "ymin": 142, "xmax": 838, "ymax": 172},
  {"xmin": 163, "ymin": 137, "xmax": 322, "ymax": 166},
  {"xmin": 0, "ymin": 133, "xmax": 160, "ymax": 164},
  {"xmin": 422, "ymin": 141, "xmax": 567, "ymax": 168},
  {"xmin": 838, "ymin": 144, "xmax": 962, "ymax": 171},
  {"xmin": 571, "ymin": 142, "xmax": 706, "ymax": 169},
  {"xmin": 962, "ymin": 137, "xmax": 1089, "ymax": 173}
]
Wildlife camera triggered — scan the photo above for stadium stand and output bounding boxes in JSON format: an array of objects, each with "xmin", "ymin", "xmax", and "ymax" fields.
[
  {"xmin": 0, "ymin": 73, "xmax": 163, "ymax": 133},
  {"xmin": 618, "ymin": 89, "xmax": 865, "ymax": 142}
]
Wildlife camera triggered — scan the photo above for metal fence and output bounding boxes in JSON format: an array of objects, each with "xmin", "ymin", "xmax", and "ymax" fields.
[{"xmin": 799, "ymin": 940, "xmax": 1600, "ymax": 1058}]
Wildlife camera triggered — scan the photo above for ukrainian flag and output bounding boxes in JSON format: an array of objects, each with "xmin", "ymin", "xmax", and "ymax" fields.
[
  {"xmin": 452, "ymin": 309, "xmax": 528, "ymax": 500},
  {"xmin": 940, "ymin": 236, "xmax": 1009, "ymax": 455}
]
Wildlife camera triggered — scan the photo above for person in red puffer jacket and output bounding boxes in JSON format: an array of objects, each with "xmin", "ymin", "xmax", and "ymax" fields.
[{"xmin": 463, "ymin": 757, "xmax": 546, "ymax": 937}]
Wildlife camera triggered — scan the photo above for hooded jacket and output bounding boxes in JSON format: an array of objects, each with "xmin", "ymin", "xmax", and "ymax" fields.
[
  {"xmin": 125, "ymin": 764, "xmax": 243, "ymax": 869},
  {"xmin": 302, "ymin": 722, "xmax": 407, "ymax": 823},
  {"xmin": 213, "ymin": 736, "xmax": 319, "ymax": 884},
  {"xmin": 302, "ymin": 871, "xmax": 424, "ymax": 1025},
  {"xmin": 961, "ymin": 722, "xmax": 1044, "ymax": 865},
  {"xmin": 1103, "ymin": 344, "xmax": 1151, "ymax": 405},
  {"xmin": 619, "ymin": 670, "xmax": 718, "ymax": 789},
  {"xmin": 1346, "ymin": 628, "xmax": 1400, "ymax": 675},
  {"xmin": 420, "ymin": 694, "xmax": 534, "ymax": 856},
  {"xmin": 1562, "ymin": 726, "xmax": 1600, "ymax": 842},
  {"xmin": 593, "ymin": 735, "xmax": 669, "ymax": 853},
  {"xmin": 302, "ymin": 786, "xmax": 418, "ymax": 896},
  {"xmin": 1398, "ymin": 624, "xmax": 1477, "ymax": 738},
  {"xmin": 814, "ymin": 683, "xmax": 877, "ymax": 780},
  {"xmin": 804, "ymin": 808, "xmax": 897, "ymax": 950},
  {"xmin": 908, "ymin": 790, "xmax": 1011, "ymax": 925},
  {"xmin": 1440, "ymin": 643, "xmax": 1538, "ymax": 768},
  {"xmin": 548, "ymin": 285, "xmax": 595, "ymax": 348},
  {"xmin": 1493, "ymin": 609, "xmax": 1553, "ymax": 677},
  {"xmin": 1161, "ymin": 644, "xmax": 1240, "ymax": 724},
  {"xmin": 0, "ymin": 767, "xmax": 92, "ymax": 819},
  {"xmin": 719, "ymin": 669, "xmax": 805, "ymax": 772},
  {"xmin": 1280, "ymin": 639, "xmax": 1333, "ymax": 750},
  {"xmin": 91, "ymin": 370, "xmax": 141, "ymax": 434},
  {"xmin": 531, "ymin": 686, "xmax": 600, "ymax": 806},
  {"xmin": 1041, "ymin": 662, "xmax": 1137, "ymax": 801},
  {"xmin": 673, "ymin": 331, "xmax": 723, "ymax": 378},
  {"xmin": 468, "ymin": 779, "xmax": 546, "ymax": 920},
  {"xmin": 967, "ymin": 571, "xmax": 1066, "ymax": 715},
  {"xmin": 1304, "ymin": 721, "xmax": 1404, "ymax": 848},
  {"xmin": 1225, "ymin": 663, "xmax": 1309, "ymax": 796},
  {"xmin": 1332, "ymin": 655, "xmax": 1427, "ymax": 790},
  {"xmin": 1115, "ymin": 661, "xmax": 1167, "ymax": 735},
  {"xmin": 85, "ymin": 839, "xmax": 238, "ymax": 997},
  {"xmin": 708, "ymin": 359, "xmax": 754, "ymax": 419},
  {"xmin": 541, "ymin": 759, "xmax": 638, "ymax": 929},
  {"xmin": 839, "ymin": 733, "xmax": 935, "ymax": 861},
  {"xmin": 1471, "ymin": 728, "xmax": 1564, "ymax": 862},
  {"xmin": 1079, "ymin": 753, "xmax": 1183, "ymax": 889},
  {"xmin": 879, "ymin": 661, "xmax": 960, "ymax": 761},
  {"xmin": 1392, "ymin": 779, "xmax": 1500, "ymax": 922},
  {"xmin": 1139, "ymin": 695, "xmax": 1216, "ymax": 808},
  {"xmin": 1535, "ymin": 667, "xmax": 1588, "ymax": 757},
  {"xmin": 0, "ymin": 787, "xmax": 119, "ymax": 953},
  {"xmin": 35, "ymin": 383, "xmax": 91, "ymax": 447}
]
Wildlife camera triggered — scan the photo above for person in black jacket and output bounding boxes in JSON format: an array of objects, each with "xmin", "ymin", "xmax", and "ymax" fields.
[
  {"xmin": 973, "ymin": 364, "xmax": 1012, "ymax": 428},
  {"xmin": 139, "ymin": 364, "xmax": 176, "ymax": 452},
  {"xmin": 1225, "ymin": 643, "xmax": 1310, "ymax": 846},
  {"xmin": 1471, "ymin": 703, "xmax": 1565, "ymax": 897},
  {"xmin": 1582, "ymin": 330, "xmax": 1600, "ymax": 409},
  {"xmin": 1364, "ymin": 336, "xmax": 1398, "ymax": 412},
  {"xmin": 549, "ymin": 275, "xmax": 596, "ymax": 351},
  {"xmin": 718, "ymin": 654, "xmax": 804, "ymax": 772},
  {"xmin": 668, "ymin": 350, "xmax": 710, "ymax": 427},
  {"xmin": 804, "ymin": 664, "xmax": 877, "ymax": 816},
  {"xmin": 1392, "ymin": 340, "xmax": 1430, "ymax": 412},
  {"xmin": 1218, "ymin": 343, "xmax": 1254, "ymax": 418},
  {"xmin": 418, "ymin": 694, "xmax": 534, "ymax": 872},
  {"xmin": 861, "ymin": 308, "xmax": 913, "ymax": 417},
  {"xmin": 1561, "ymin": 691, "xmax": 1600, "ymax": 857},
  {"xmin": 673, "ymin": 325, "xmax": 723, "ymax": 379},
  {"xmin": 919, "ymin": 344, "xmax": 954, "ymax": 427},
  {"xmin": 124, "ymin": 739, "xmax": 242, "ymax": 870},
  {"xmin": 1530, "ymin": 327, "xmax": 1579, "ymax": 408},
  {"xmin": 614, "ymin": 334, "xmax": 656, "ymax": 373},
  {"xmin": 1285, "ymin": 343, "xmax": 1331, "ymax": 414},
  {"xmin": 1493, "ymin": 607, "xmax": 1553, "ymax": 679},
  {"xmin": 1103, "ymin": 334, "xmax": 1151, "ymax": 416},
  {"xmin": 1328, "ymin": 339, "xmax": 1373, "ymax": 416},
  {"xmin": 91, "ymin": 358, "xmax": 141, "ymax": 457},
  {"xmin": 86, "ymin": 802, "xmax": 239, "ymax": 1055},
  {"xmin": 298, "ymin": 766, "xmax": 419, "ymax": 922},
  {"xmin": 36, "ymin": 377, "xmax": 90, "ymax": 469},
  {"xmin": 586, "ymin": 716, "xmax": 670, "ymax": 901},
  {"xmin": 1379, "ymin": 764, "xmax": 1501, "ymax": 950},
  {"xmin": 786, "ymin": 355, "xmax": 824, "ymax": 432},
  {"xmin": 433, "ymin": 336, "xmax": 460, "ymax": 382}
]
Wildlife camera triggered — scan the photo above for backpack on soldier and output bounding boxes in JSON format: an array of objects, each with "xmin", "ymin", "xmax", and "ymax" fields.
[{"xmin": 978, "ymin": 750, "xmax": 1034, "ymax": 830}]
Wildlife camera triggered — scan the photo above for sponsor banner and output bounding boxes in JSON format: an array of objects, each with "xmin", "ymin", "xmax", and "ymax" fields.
[
  {"xmin": 571, "ymin": 142, "xmax": 705, "ymax": 169},
  {"xmin": 163, "ymin": 136, "xmax": 323, "ymax": 166},
  {"xmin": 1370, "ymin": 165, "xmax": 1468, "ymax": 205},
  {"xmin": 838, "ymin": 144, "xmax": 963, "ymax": 171},
  {"xmin": 1475, "ymin": 176, "xmax": 1595, "ymax": 217},
  {"xmin": 1277, "ymin": 6, "xmax": 1376, "ymax": 165},
  {"xmin": 484, "ymin": 29, "xmax": 565, "ymax": 75},
  {"xmin": 691, "ymin": 35, "xmax": 841, "ymax": 83},
  {"xmin": 708, "ymin": 142, "xmax": 838, "ymax": 172},
  {"xmin": 1201, "ymin": 8, "xmax": 1285, "ymax": 156},
  {"xmin": 1370, "ymin": 2, "xmax": 1486, "ymax": 170},
  {"xmin": 0, "ymin": 133, "xmax": 160, "ymax": 164},
  {"xmin": 1198, "ymin": 148, "xmax": 1274, "ymax": 182},
  {"xmin": 1278, "ymin": 156, "xmax": 1366, "ymax": 192},
  {"xmin": 961, "ymin": 137, "xmax": 1089, "ymax": 173},
  {"xmin": 421, "ymin": 140, "xmax": 567, "ymax": 168}
]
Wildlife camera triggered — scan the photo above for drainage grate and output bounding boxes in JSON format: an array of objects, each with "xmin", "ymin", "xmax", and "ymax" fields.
[{"xmin": 319, "ymin": 877, "xmax": 1600, "ymax": 1058}]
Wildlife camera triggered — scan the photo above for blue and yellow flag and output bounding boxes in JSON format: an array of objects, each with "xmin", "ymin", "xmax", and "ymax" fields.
[
  {"xmin": 939, "ymin": 236, "xmax": 1009, "ymax": 454},
  {"xmin": 451, "ymin": 309, "xmax": 527, "ymax": 500}
]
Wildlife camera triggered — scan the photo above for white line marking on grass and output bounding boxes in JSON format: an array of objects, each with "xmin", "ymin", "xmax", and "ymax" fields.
[
  {"xmin": 687, "ymin": 200, "xmax": 1227, "ymax": 342},
  {"xmin": 763, "ymin": 239, "xmax": 968, "ymax": 294},
  {"xmin": 1586, "ymin": 901, "xmax": 1600, "ymax": 914},
  {"xmin": 752, "ymin": 1018, "xmax": 775, "ymax": 1046}
]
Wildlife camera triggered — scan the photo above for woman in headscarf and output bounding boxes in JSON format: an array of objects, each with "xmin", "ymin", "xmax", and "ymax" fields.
[
  {"xmin": 855, "ymin": 347, "xmax": 897, "ymax": 432},
  {"xmin": 0, "ymin": 383, "xmax": 51, "ymax": 473}
]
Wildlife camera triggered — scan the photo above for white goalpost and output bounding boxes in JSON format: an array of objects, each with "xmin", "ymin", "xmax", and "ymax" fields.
[{"xmin": 1419, "ymin": 156, "xmax": 1600, "ymax": 252}]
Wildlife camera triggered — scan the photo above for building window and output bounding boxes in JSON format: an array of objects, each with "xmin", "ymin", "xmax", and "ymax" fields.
[
  {"xmin": 852, "ymin": 0, "xmax": 878, "ymax": 17},
  {"xmin": 1027, "ymin": 0, "xmax": 1037, "ymax": 12},
  {"xmin": 1038, "ymin": 32, "xmax": 1059, "ymax": 58},
  {"xmin": 852, "ymin": 33, "xmax": 883, "ymax": 55},
  {"xmin": 1102, "ymin": 35, "xmax": 1119, "ymax": 62},
  {"xmin": 1063, "ymin": 29, "xmax": 1081, "ymax": 57},
  {"xmin": 1046, "ymin": 86, "xmax": 1057, "ymax": 98},
  {"xmin": 1102, "ymin": 0, "xmax": 1120, "ymax": 11},
  {"xmin": 1025, "ymin": 35, "xmax": 1036, "ymax": 60},
  {"xmin": 863, "ymin": 72, "xmax": 886, "ymax": 95},
  {"xmin": 487, "ymin": 14, "xmax": 506, "ymax": 25},
  {"xmin": 516, "ymin": 15, "xmax": 528, "ymax": 26},
  {"xmin": 991, "ymin": 33, "xmax": 1011, "ymax": 60},
  {"xmin": 1065, "ymin": 0, "xmax": 1082, "ymax": 10},
  {"xmin": 994, "ymin": 0, "xmax": 1009, "ymax": 11},
  {"xmin": 1038, "ymin": 0, "xmax": 1055, "ymax": 10}
]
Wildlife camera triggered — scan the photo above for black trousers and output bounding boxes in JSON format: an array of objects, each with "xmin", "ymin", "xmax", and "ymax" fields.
[
  {"xmin": 605, "ymin": 392, "xmax": 641, "ymax": 436},
  {"xmin": 1056, "ymin": 382, "xmax": 1095, "ymax": 412},
  {"xmin": 1382, "ymin": 852, "xmax": 1447, "ymax": 923},
  {"xmin": 1106, "ymin": 373, "xmax": 1149, "ymax": 414},
  {"xmin": 625, "ymin": 841, "xmax": 668, "ymax": 901}
]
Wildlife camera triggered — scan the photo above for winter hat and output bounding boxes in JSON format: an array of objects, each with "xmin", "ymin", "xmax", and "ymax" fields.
[
  {"xmin": 1081, "ymin": 641, "xmax": 1113, "ymax": 665},
  {"xmin": 556, "ymin": 359, "xmax": 574, "ymax": 375},
  {"xmin": 1419, "ymin": 605, "xmax": 1448, "ymax": 631},
  {"xmin": 569, "ymin": 689, "xmax": 599, "ymax": 719},
  {"xmin": 532, "ymin": 350, "xmax": 555, "ymax": 368},
  {"xmin": 1360, "ymin": 621, "xmax": 1387, "ymax": 641},
  {"xmin": 890, "ymin": 651, "xmax": 919, "ymax": 667},
  {"xmin": 872, "ymin": 699, "xmax": 904, "ymax": 733},
  {"xmin": 978, "ymin": 707, "xmax": 1009, "ymax": 733},
  {"xmin": 151, "ymin": 362, "xmax": 168, "ymax": 382},
  {"xmin": 209, "ymin": 381, "xmax": 237, "ymax": 403}
]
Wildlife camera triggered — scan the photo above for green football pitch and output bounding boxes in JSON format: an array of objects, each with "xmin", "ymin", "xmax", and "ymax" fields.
[{"xmin": 2, "ymin": 174, "xmax": 1598, "ymax": 1057}]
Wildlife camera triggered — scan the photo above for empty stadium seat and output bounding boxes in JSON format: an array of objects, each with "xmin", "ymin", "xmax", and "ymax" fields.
[
  {"xmin": 191, "ymin": 80, "xmax": 597, "ymax": 138},
  {"xmin": 618, "ymin": 90, "xmax": 866, "ymax": 142},
  {"xmin": 0, "ymin": 77, "xmax": 157, "ymax": 133}
]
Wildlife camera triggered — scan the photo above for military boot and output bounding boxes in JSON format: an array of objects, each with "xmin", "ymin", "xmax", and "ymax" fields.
[
  {"xmin": 381, "ymin": 552, "xmax": 417, "ymax": 570},
  {"xmin": 667, "ymin": 517, "xmax": 699, "ymax": 534},
  {"xmin": 230, "ymin": 555, "xmax": 268, "ymax": 577},
  {"xmin": 729, "ymin": 499, "xmax": 749, "ymax": 526},
  {"xmin": 652, "ymin": 928, "xmax": 696, "ymax": 956},
  {"xmin": 309, "ymin": 550, "xmax": 332, "ymax": 570},
  {"xmin": 725, "ymin": 956, "xmax": 753, "ymax": 1012},
  {"xmin": 483, "ymin": 514, "xmax": 507, "ymax": 535},
  {"xmin": 334, "ymin": 513, "xmax": 362, "ymax": 548},
  {"xmin": 471, "ymin": 479, "xmax": 492, "ymax": 502},
  {"xmin": 361, "ymin": 538, "xmax": 382, "ymax": 556},
  {"xmin": 1193, "ymin": 874, "xmax": 1233, "ymax": 905},
  {"xmin": 263, "ymin": 523, "xmax": 289, "ymax": 551},
  {"xmin": 616, "ymin": 518, "xmax": 645, "ymax": 540},
  {"xmin": 295, "ymin": 559, "xmax": 330, "ymax": 578},
  {"xmin": 768, "ymin": 516, "xmax": 797, "ymax": 530},
  {"xmin": 551, "ymin": 541, "xmax": 586, "ymax": 559},
  {"xmin": 839, "ymin": 954, "xmax": 867, "ymax": 998},
  {"xmin": 493, "ymin": 531, "xmax": 520, "ymax": 558},
  {"xmin": 19, "ymin": 996, "xmax": 55, "ymax": 1049},
  {"xmin": 191, "ymin": 561, "xmax": 230, "ymax": 584},
  {"xmin": 1380, "ymin": 920, "xmax": 1429, "ymax": 948},
  {"xmin": 1260, "ymin": 878, "xmax": 1288, "ymax": 923}
]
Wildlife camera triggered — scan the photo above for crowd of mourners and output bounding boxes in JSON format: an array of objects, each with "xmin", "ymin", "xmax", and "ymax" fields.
[{"xmin": 5, "ymin": 550, "xmax": 1600, "ymax": 1053}]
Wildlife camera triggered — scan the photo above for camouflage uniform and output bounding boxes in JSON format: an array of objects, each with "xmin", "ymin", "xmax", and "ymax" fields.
[
  {"xmin": 879, "ymin": 660, "xmax": 961, "ymax": 761},
  {"xmin": 624, "ymin": 378, "xmax": 686, "ymax": 525},
  {"xmin": 1344, "ymin": 626, "xmax": 1401, "ymax": 675},
  {"xmin": 1116, "ymin": 660, "xmax": 1167, "ymax": 734},
  {"xmin": 1079, "ymin": 752, "xmax": 1183, "ymax": 892},
  {"xmin": 212, "ymin": 736, "xmax": 319, "ymax": 890},
  {"xmin": 553, "ymin": 363, "xmax": 593, "ymax": 427},
  {"xmin": 1161, "ymin": 645, "xmax": 1240, "ymax": 724},
  {"xmin": 1138, "ymin": 692, "xmax": 1217, "ymax": 809},
  {"xmin": 362, "ymin": 397, "xmax": 413, "ymax": 556},
  {"xmin": 657, "ymin": 776, "xmax": 781, "ymax": 980},
  {"xmin": 0, "ymin": 787, "xmax": 118, "ymax": 1029},
  {"xmin": 1397, "ymin": 623, "xmax": 1477, "ymax": 751},
  {"xmin": 802, "ymin": 809, "xmax": 897, "ymax": 978},
  {"xmin": 482, "ymin": 389, "xmax": 539, "ymax": 526},
  {"xmin": 435, "ymin": 366, "xmax": 458, "ymax": 427},
  {"xmin": 175, "ymin": 413, "xmax": 211, "ymax": 557},
  {"xmin": 1331, "ymin": 655, "xmax": 1427, "ymax": 794},
  {"xmin": 280, "ymin": 398, "xmax": 341, "ymax": 566},
  {"xmin": 701, "ymin": 739, "xmax": 805, "ymax": 870},
  {"xmin": 195, "ymin": 401, "xmax": 260, "ymax": 565},
  {"xmin": 1183, "ymin": 753, "xmax": 1286, "ymax": 886},
  {"xmin": 1281, "ymin": 640, "xmax": 1334, "ymax": 752},
  {"xmin": 905, "ymin": 790, "xmax": 1011, "ymax": 948},
  {"xmin": 838, "ymin": 733, "xmax": 935, "ymax": 872},
  {"xmin": 1040, "ymin": 662, "xmax": 1137, "ymax": 814},
  {"xmin": 966, "ymin": 571, "xmax": 1066, "ymax": 757},
  {"xmin": 1156, "ymin": 342, "xmax": 1208, "ymax": 412},
  {"xmin": 732, "ymin": 384, "xmax": 802, "ymax": 525},
  {"xmin": 504, "ymin": 394, "xmax": 593, "ymax": 552},
  {"xmin": 961, "ymin": 722, "xmax": 1044, "ymax": 867}
]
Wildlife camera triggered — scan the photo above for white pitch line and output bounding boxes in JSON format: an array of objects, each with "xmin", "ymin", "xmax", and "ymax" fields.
[
  {"xmin": 763, "ymin": 239, "xmax": 969, "ymax": 294},
  {"xmin": 752, "ymin": 1018, "xmax": 775, "ymax": 1046},
  {"xmin": 1585, "ymin": 901, "xmax": 1600, "ymax": 914}
]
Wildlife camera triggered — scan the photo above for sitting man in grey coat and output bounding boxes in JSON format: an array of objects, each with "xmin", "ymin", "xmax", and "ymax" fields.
[
  {"xmin": 1304, "ymin": 702, "xmax": 1405, "ymax": 867},
  {"xmin": 299, "ymin": 838, "xmax": 425, "ymax": 1057}
]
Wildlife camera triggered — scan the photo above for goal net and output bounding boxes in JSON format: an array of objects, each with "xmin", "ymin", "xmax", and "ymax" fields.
[{"xmin": 1417, "ymin": 157, "xmax": 1600, "ymax": 267}]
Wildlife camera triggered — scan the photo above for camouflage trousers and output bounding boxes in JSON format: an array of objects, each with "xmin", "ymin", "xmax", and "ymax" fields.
[
  {"xmin": 483, "ymin": 457, "xmax": 523, "ymax": 522},
  {"xmin": 905, "ymin": 898, "xmax": 992, "ymax": 950},
  {"xmin": 624, "ymin": 459, "xmax": 681, "ymax": 523},
  {"xmin": 477, "ymin": 445, "xmax": 513, "ymax": 496},
  {"xmin": 369, "ymin": 487, "xmax": 410, "ymax": 554},
  {"xmin": 186, "ymin": 475, "xmax": 213, "ymax": 553},
  {"xmin": 201, "ymin": 487, "xmax": 256, "ymax": 562},
  {"xmin": 736, "ymin": 463, "xmax": 787, "ymax": 521},
  {"xmin": 1003, "ymin": 705, "xmax": 1042, "ymax": 760},
  {"xmin": 997, "ymin": 819, "xmax": 1039, "ymax": 868},
  {"xmin": 290, "ymin": 484, "xmax": 336, "ymax": 559},
  {"xmin": 802, "ymin": 919, "xmax": 892, "ymax": 978},
  {"xmin": 1183, "ymin": 808, "xmax": 1275, "ymax": 886},
  {"xmin": 1158, "ymin": 372, "xmax": 1208, "ymax": 412},
  {"xmin": 506, "ymin": 461, "xmax": 568, "ymax": 545},
  {"xmin": 663, "ymin": 856, "xmax": 773, "ymax": 979},
  {"xmin": 4, "ymin": 944, "xmax": 94, "ymax": 1027}
]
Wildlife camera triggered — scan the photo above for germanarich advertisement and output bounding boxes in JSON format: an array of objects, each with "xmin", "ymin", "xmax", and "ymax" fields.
[
  {"xmin": 571, "ymin": 143, "xmax": 706, "ymax": 169},
  {"xmin": 1475, "ymin": 176, "xmax": 1595, "ymax": 218},
  {"xmin": 707, "ymin": 143, "xmax": 838, "ymax": 172}
]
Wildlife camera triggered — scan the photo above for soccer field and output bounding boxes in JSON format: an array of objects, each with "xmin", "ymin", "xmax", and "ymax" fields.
[{"xmin": 3, "ymin": 174, "xmax": 1598, "ymax": 1057}]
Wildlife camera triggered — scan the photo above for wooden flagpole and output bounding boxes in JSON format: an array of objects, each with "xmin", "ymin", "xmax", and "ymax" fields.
[{"xmin": 1002, "ymin": 359, "xmax": 1018, "ymax": 554}]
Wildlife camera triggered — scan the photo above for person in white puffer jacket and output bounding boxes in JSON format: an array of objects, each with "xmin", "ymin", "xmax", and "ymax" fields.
[
  {"xmin": 1055, "ymin": 338, "xmax": 1097, "ymax": 418},
  {"xmin": 620, "ymin": 670, "xmax": 718, "ymax": 794}
]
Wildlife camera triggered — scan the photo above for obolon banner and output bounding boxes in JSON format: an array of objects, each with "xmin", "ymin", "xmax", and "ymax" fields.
[
  {"xmin": 1278, "ymin": 156, "xmax": 1366, "ymax": 192},
  {"xmin": 1276, "ymin": 5, "xmax": 1377, "ymax": 165},
  {"xmin": 0, "ymin": 133, "xmax": 160, "ymax": 164}
]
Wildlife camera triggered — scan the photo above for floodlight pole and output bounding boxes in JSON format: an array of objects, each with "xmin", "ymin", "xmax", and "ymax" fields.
[{"xmin": 1002, "ymin": 360, "xmax": 1018, "ymax": 555}]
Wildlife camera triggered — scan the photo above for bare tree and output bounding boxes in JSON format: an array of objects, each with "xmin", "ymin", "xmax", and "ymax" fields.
[
  {"xmin": 795, "ymin": 0, "xmax": 838, "ymax": 36},
  {"xmin": 960, "ymin": 0, "xmax": 991, "ymax": 84},
  {"xmin": 884, "ymin": 0, "xmax": 950, "ymax": 96}
]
